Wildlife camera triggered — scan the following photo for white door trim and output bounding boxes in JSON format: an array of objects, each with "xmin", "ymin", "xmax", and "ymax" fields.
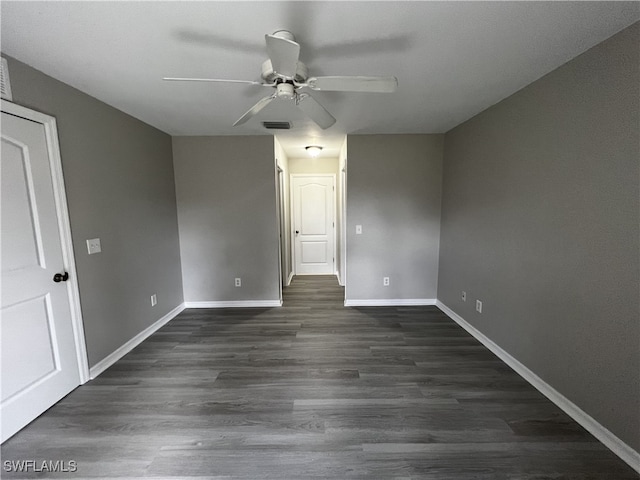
[
  {"xmin": 2, "ymin": 100, "xmax": 89, "ymax": 384},
  {"xmin": 290, "ymin": 174, "xmax": 336, "ymax": 275},
  {"xmin": 275, "ymin": 165, "xmax": 283, "ymax": 303},
  {"xmin": 340, "ymin": 164, "xmax": 347, "ymax": 287}
]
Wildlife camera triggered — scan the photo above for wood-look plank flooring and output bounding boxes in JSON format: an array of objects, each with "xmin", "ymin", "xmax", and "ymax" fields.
[{"xmin": 2, "ymin": 275, "xmax": 637, "ymax": 479}]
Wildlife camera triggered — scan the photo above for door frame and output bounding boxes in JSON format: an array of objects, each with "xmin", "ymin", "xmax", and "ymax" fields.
[
  {"xmin": 275, "ymin": 165, "xmax": 285, "ymax": 302},
  {"xmin": 340, "ymin": 163, "xmax": 347, "ymax": 287},
  {"xmin": 290, "ymin": 173, "xmax": 337, "ymax": 276},
  {"xmin": 2, "ymin": 100, "xmax": 89, "ymax": 384}
]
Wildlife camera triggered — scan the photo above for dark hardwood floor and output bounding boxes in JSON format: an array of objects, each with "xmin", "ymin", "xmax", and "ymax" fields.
[{"xmin": 2, "ymin": 275, "xmax": 637, "ymax": 479}]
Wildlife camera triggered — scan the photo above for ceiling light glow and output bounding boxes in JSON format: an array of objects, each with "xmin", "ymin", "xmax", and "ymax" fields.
[{"xmin": 305, "ymin": 146, "xmax": 323, "ymax": 158}]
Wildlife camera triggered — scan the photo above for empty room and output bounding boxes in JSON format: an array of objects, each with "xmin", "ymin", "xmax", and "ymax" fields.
[{"xmin": 1, "ymin": 1, "xmax": 638, "ymax": 478}]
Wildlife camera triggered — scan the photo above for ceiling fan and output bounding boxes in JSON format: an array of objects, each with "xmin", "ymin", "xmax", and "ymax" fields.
[{"xmin": 163, "ymin": 30, "xmax": 398, "ymax": 129}]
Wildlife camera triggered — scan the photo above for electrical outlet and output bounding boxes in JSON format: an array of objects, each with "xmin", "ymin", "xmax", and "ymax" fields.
[
  {"xmin": 462, "ymin": 291, "xmax": 466, "ymax": 302},
  {"xmin": 235, "ymin": 278, "xmax": 242, "ymax": 287},
  {"xmin": 86, "ymin": 238, "xmax": 101, "ymax": 255},
  {"xmin": 383, "ymin": 277, "xmax": 390, "ymax": 286},
  {"xmin": 151, "ymin": 294, "xmax": 157, "ymax": 307},
  {"xmin": 476, "ymin": 299, "xmax": 482, "ymax": 313}
]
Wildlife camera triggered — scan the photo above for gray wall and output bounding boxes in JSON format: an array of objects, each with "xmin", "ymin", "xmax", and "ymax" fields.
[
  {"xmin": 173, "ymin": 136, "xmax": 281, "ymax": 303},
  {"xmin": 346, "ymin": 135, "xmax": 443, "ymax": 301},
  {"xmin": 5, "ymin": 56, "xmax": 184, "ymax": 368},
  {"xmin": 438, "ymin": 23, "xmax": 639, "ymax": 451}
]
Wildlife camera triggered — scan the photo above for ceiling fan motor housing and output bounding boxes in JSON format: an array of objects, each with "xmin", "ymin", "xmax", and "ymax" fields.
[
  {"xmin": 271, "ymin": 30, "xmax": 296, "ymax": 42},
  {"xmin": 276, "ymin": 82, "xmax": 295, "ymax": 99},
  {"xmin": 261, "ymin": 59, "xmax": 308, "ymax": 84}
]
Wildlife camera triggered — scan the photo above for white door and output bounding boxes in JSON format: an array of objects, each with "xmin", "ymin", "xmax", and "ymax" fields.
[
  {"xmin": 292, "ymin": 175, "xmax": 335, "ymax": 275},
  {"xmin": 1, "ymin": 104, "xmax": 86, "ymax": 442}
]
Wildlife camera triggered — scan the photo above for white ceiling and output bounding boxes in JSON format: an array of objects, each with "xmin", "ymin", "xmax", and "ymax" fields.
[{"xmin": 1, "ymin": 1, "xmax": 638, "ymax": 159}]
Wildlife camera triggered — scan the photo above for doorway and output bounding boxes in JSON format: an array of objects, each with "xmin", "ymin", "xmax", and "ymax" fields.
[
  {"xmin": 275, "ymin": 167, "xmax": 287, "ymax": 294},
  {"xmin": 1, "ymin": 101, "xmax": 88, "ymax": 442},
  {"xmin": 291, "ymin": 174, "xmax": 336, "ymax": 275}
]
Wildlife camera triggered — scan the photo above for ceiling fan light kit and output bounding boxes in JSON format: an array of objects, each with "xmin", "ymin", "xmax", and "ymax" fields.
[{"xmin": 164, "ymin": 30, "xmax": 398, "ymax": 130}]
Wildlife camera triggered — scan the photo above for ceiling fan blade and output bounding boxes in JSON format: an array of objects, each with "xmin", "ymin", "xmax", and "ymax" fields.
[
  {"xmin": 163, "ymin": 77, "xmax": 265, "ymax": 86},
  {"xmin": 233, "ymin": 95, "xmax": 276, "ymax": 126},
  {"xmin": 265, "ymin": 34, "xmax": 300, "ymax": 78},
  {"xmin": 306, "ymin": 76, "xmax": 398, "ymax": 93},
  {"xmin": 297, "ymin": 94, "xmax": 336, "ymax": 129}
]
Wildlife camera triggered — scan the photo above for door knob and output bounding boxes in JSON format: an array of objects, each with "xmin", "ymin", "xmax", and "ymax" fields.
[
  {"xmin": 295, "ymin": 230, "xmax": 300, "ymax": 234},
  {"xmin": 53, "ymin": 272, "xmax": 69, "ymax": 283}
]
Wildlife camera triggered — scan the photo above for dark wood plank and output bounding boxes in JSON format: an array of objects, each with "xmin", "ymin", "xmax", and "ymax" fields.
[{"xmin": 1, "ymin": 275, "xmax": 637, "ymax": 479}]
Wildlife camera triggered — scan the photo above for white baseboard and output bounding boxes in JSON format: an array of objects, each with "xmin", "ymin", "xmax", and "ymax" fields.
[
  {"xmin": 345, "ymin": 298, "xmax": 436, "ymax": 307},
  {"xmin": 286, "ymin": 272, "xmax": 294, "ymax": 286},
  {"xmin": 184, "ymin": 300, "xmax": 282, "ymax": 308},
  {"xmin": 89, "ymin": 303, "xmax": 185, "ymax": 379},
  {"xmin": 436, "ymin": 301, "xmax": 640, "ymax": 474}
]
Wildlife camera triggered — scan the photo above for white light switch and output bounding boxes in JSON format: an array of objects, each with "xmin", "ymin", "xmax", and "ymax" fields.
[
  {"xmin": 87, "ymin": 238, "xmax": 101, "ymax": 255},
  {"xmin": 355, "ymin": 225, "xmax": 362, "ymax": 235}
]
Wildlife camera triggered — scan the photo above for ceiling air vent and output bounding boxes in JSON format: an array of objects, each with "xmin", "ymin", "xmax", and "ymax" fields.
[{"xmin": 262, "ymin": 121, "xmax": 291, "ymax": 130}]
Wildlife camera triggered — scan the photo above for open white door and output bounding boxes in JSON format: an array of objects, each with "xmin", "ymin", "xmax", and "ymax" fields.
[
  {"xmin": 292, "ymin": 175, "xmax": 335, "ymax": 275},
  {"xmin": 1, "ymin": 101, "xmax": 87, "ymax": 442}
]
